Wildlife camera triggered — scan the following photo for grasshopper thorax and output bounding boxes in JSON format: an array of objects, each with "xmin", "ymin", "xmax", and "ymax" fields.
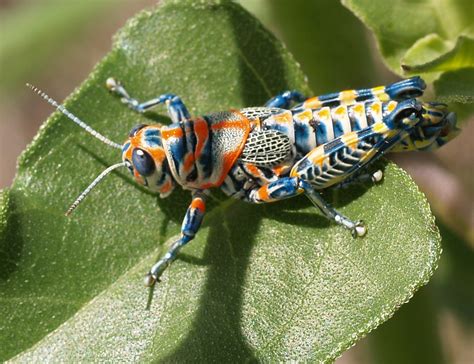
[{"xmin": 122, "ymin": 124, "xmax": 175, "ymax": 197}]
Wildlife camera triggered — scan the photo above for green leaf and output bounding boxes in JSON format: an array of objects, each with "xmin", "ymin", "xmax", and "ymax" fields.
[
  {"xmin": 342, "ymin": 0, "xmax": 474, "ymax": 108},
  {"xmin": 242, "ymin": 0, "xmax": 380, "ymax": 92},
  {"xmin": 402, "ymin": 36, "xmax": 474, "ymax": 74},
  {"xmin": 341, "ymin": 0, "xmax": 474, "ymax": 73},
  {"xmin": 0, "ymin": 1, "xmax": 441, "ymax": 362},
  {"xmin": 0, "ymin": 0, "xmax": 115, "ymax": 93},
  {"xmin": 433, "ymin": 67, "xmax": 474, "ymax": 120},
  {"xmin": 0, "ymin": 190, "xmax": 9, "ymax": 238},
  {"xmin": 0, "ymin": 189, "xmax": 14, "ymax": 278},
  {"xmin": 434, "ymin": 67, "xmax": 474, "ymax": 103},
  {"xmin": 401, "ymin": 34, "xmax": 454, "ymax": 74},
  {"xmin": 366, "ymin": 223, "xmax": 474, "ymax": 364}
]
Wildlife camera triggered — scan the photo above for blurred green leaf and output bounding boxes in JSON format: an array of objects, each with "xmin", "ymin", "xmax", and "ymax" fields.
[
  {"xmin": 434, "ymin": 68, "xmax": 474, "ymax": 118},
  {"xmin": 368, "ymin": 285, "xmax": 445, "ymax": 364},
  {"xmin": 434, "ymin": 67, "xmax": 474, "ymax": 103},
  {"xmin": 242, "ymin": 0, "xmax": 380, "ymax": 92},
  {"xmin": 1, "ymin": 1, "xmax": 441, "ymax": 362},
  {"xmin": 341, "ymin": 0, "xmax": 473, "ymax": 73},
  {"xmin": 403, "ymin": 36, "xmax": 474, "ymax": 74},
  {"xmin": 432, "ymin": 224, "xmax": 474, "ymax": 324},
  {"xmin": 348, "ymin": 221, "xmax": 474, "ymax": 364},
  {"xmin": 342, "ymin": 0, "xmax": 474, "ymax": 108},
  {"xmin": 401, "ymin": 34, "xmax": 454, "ymax": 71},
  {"xmin": 0, "ymin": 189, "xmax": 9, "ymax": 238},
  {"xmin": 367, "ymin": 223, "xmax": 474, "ymax": 364},
  {"xmin": 0, "ymin": 0, "xmax": 114, "ymax": 93}
]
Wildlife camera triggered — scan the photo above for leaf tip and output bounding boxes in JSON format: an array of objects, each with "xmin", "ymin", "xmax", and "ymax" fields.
[{"xmin": 401, "ymin": 64, "xmax": 411, "ymax": 72}]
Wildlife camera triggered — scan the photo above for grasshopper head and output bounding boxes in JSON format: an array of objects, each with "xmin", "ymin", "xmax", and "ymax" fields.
[
  {"xmin": 122, "ymin": 124, "xmax": 175, "ymax": 197},
  {"xmin": 386, "ymin": 99, "xmax": 459, "ymax": 153},
  {"xmin": 405, "ymin": 103, "xmax": 460, "ymax": 151}
]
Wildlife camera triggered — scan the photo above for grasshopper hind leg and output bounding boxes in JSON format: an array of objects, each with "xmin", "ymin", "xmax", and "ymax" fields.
[
  {"xmin": 300, "ymin": 180, "xmax": 367, "ymax": 237},
  {"xmin": 243, "ymin": 176, "xmax": 367, "ymax": 237},
  {"xmin": 336, "ymin": 169, "xmax": 383, "ymax": 190}
]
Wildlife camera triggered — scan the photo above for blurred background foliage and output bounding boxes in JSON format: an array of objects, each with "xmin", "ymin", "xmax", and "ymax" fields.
[{"xmin": 0, "ymin": 0, "xmax": 472, "ymax": 362}]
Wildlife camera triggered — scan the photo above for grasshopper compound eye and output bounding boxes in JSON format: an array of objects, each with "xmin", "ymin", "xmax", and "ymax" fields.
[{"xmin": 132, "ymin": 148, "xmax": 155, "ymax": 176}]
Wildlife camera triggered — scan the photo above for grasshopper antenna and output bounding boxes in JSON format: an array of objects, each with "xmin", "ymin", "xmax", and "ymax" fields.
[
  {"xmin": 65, "ymin": 161, "xmax": 128, "ymax": 216},
  {"xmin": 27, "ymin": 83, "xmax": 122, "ymax": 149}
]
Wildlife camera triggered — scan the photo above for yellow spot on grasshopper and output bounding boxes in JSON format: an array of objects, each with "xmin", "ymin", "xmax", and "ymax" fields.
[
  {"xmin": 334, "ymin": 105, "xmax": 347, "ymax": 116},
  {"xmin": 341, "ymin": 131, "xmax": 359, "ymax": 149},
  {"xmin": 309, "ymin": 147, "xmax": 328, "ymax": 167},
  {"xmin": 295, "ymin": 109, "xmax": 313, "ymax": 121},
  {"xmin": 274, "ymin": 111, "xmax": 292, "ymax": 124},
  {"xmin": 304, "ymin": 97, "xmax": 322, "ymax": 109},
  {"xmin": 339, "ymin": 90, "xmax": 357, "ymax": 104},
  {"xmin": 372, "ymin": 122, "xmax": 389, "ymax": 134},
  {"xmin": 352, "ymin": 103, "xmax": 364, "ymax": 115},
  {"xmin": 317, "ymin": 107, "xmax": 331, "ymax": 120},
  {"xmin": 386, "ymin": 101, "xmax": 397, "ymax": 113},
  {"xmin": 290, "ymin": 146, "xmax": 326, "ymax": 178},
  {"xmin": 371, "ymin": 86, "xmax": 390, "ymax": 102},
  {"xmin": 371, "ymin": 102, "xmax": 381, "ymax": 114},
  {"xmin": 370, "ymin": 102, "xmax": 383, "ymax": 122}
]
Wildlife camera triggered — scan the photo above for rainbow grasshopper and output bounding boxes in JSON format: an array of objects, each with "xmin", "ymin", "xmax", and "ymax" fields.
[{"xmin": 28, "ymin": 76, "xmax": 458, "ymax": 286}]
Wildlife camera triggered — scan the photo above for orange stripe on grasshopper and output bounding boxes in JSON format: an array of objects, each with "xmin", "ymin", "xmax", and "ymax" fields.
[
  {"xmin": 245, "ymin": 163, "xmax": 263, "ymax": 178},
  {"xmin": 183, "ymin": 152, "xmax": 195, "ymax": 172},
  {"xmin": 161, "ymin": 127, "xmax": 184, "ymax": 140},
  {"xmin": 190, "ymin": 197, "xmax": 206, "ymax": 212},
  {"xmin": 148, "ymin": 147, "xmax": 166, "ymax": 163},
  {"xmin": 123, "ymin": 142, "xmax": 133, "ymax": 161},
  {"xmin": 192, "ymin": 110, "xmax": 250, "ymax": 189},
  {"xmin": 210, "ymin": 120, "xmax": 248, "ymax": 131},
  {"xmin": 211, "ymin": 111, "xmax": 250, "ymax": 187},
  {"xmin": 193, "ymin": 117, "xmax": 209, "ymax": 159},
  {"xmin": 133, "ymin": 170, "xmax": 144, "ymax": 185},
  {"xmin": 257, "ymin": 185, "xmax": 271, "ymax": 202},
  {"xmin": 160, "ymin": 179, "xmax": 173, "ymax": 195},
  {"xmin": 272, "ymin": 164, "xmax": 287, "ymax": 176},
  {"xmin": 216, "ymin": 151, "xmax": 240, "ymax": 186}
]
